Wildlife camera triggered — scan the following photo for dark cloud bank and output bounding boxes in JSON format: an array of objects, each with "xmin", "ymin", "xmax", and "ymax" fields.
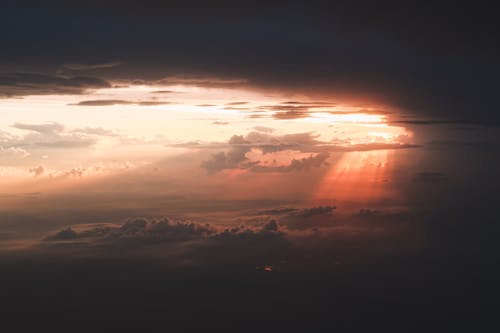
[
  {"xmin": 2, "ymin": 1, "xmax": 500, "ymax": 125},
  {"xmin": 2, "ymin": 193, "xmax": 500, "ymax": 331}
]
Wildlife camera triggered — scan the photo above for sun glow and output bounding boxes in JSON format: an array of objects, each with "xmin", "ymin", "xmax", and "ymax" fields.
[
  {"xmin": 303, "ymin": 112, "xmax": 385, "ymax": 124},
  {"xmin": 312, "ymin": 149, "xmax": 397, "ymax": 203},
  {"xmin": 0, "ymin": 81, "xmax": 411, "ymax": 198}
]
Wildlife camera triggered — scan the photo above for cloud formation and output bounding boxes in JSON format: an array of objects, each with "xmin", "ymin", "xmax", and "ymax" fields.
[
  {"xmin": 61, "ymin": 61, "xmax": 123, "ymax": 71},
  {"xmin": 44, "ymin": 216, "xmax": 284, "ymax": 249},
  {"xmin": 0, "ymin": 146, "xmax": 29, "ymax": 159},
  {"xmin": 198, "ymin": 131, "xmax": 419, "ymax": 173},
  {"xmin": 29, "ymin": 165, "xmax": 44, "ymax": 177},
  {"xmin": 6, "ymin": 122, "xmax": 97, "ymax": 148},
  {"xmin": 70, "ymin": 99, "xmax": 171, "ymax": 106},
  {"xmin": 0, "ymin": 72, "xmax": 110, "ymax": 97}
]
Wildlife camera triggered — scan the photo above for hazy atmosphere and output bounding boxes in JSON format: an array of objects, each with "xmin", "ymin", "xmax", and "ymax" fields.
[{"xmin": 1, "ymin": 1, "xmax": 499, "ymax": 332}]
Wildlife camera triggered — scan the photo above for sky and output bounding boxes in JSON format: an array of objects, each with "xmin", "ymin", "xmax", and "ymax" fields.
[{"xmin": 1, "ymin": 1, "xmax": 500, "ymax": 331}]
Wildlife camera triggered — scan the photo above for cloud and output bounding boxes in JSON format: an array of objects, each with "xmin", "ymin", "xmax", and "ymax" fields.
[
  {"xmin": 154, "ymin": 75, "xmax": 248, "ymax": 87},
  {"xmin": 226, "ymin": 131, "xmax": 324, "ymax": 152},
  {"xmin": 44, "ymin": 218, "xmax": 214, "ymax": 243},
  {"xmin": 6, "ymin": 122, "xmax": 97, "ymax": 148},
  {"xmin": 262, "ymin": 220, "xmax": 279, "ymax": 231},
  {"xmin": 0, "ymin": 72, "xmax": 111, "ymax": 97},
  {"xmin": 226, "ymin": 101, "xmax": 248, "ymax": 106},
  {"xmin": 197, "ymin": 131, "xmax": 419, "ymax": 173},
  {"xmin": 212, "ymin": 121, "xmax": 229, "ymax": 125},
  {"xmin": 357, "ymin": 209, "xmax": 380, "ymax": 217},
  {"xmin": 200, "ymin": 131, "xmax": 330, "ymax": 173},
  {"xmin": 256, "ymin": 206, "xmax": 337, "ymax": 230},
  {"xmin": 12, "ymin": 122, "xmax": 64, "ymax": 134},
  {"xmin": 200, "ymin": 146, "xmax": 254, "ymax": 174},
  {"xmin": 29, "ymin": 165, "xmax": 45, "ymax": 177},
  {"xmin": 273, "ymin": 110, "xmax": 310, "ymax": 119},
  {"xmin": 43, "ymin": 216, "xmax": 284, "ymax": 248},
  {"xmin": 60, "ymin": 167, "xmax": 86, "ymax": 178},
  {"xmin": 151, "ymin": 90, "xmax": 176, "ymax": 94},
  {"xmin": 253, "ymin": 126, "xmax": 275, "ymax": 133},
  {"xmin": 45, "ymin": 227, "xmax": 78, "ymax": 240},
  {"xmin": 392, "ymin": 119, "xmax": 460, "ymax": 126},
  {"xmin": 294, "ymin": 206, "xmax": 336, "ymax": 218},
  {"xmin": 251, "ymin": 101, "xmax": 341, "ymax": 120},
  {"xmin": 0, "ymin": 146, "xmax": 30, "ymax": 159},
  {"xmin": 72, "ymin": 127, "xmax": 118, "ymax": 136},
  {"xmin": 251, "ymin": 152, "xmax": 330, "ymax": 173},
  {"xmin": 2, "ymin": 2, "xmax": 500, "ymax": 126},
  {"xmin": 70, "ymin": 99, "xmax": 170, "ymax": 106},
  {"xmin": 61, "ymin": 61, "xmax": 123, "ymax": 71}
]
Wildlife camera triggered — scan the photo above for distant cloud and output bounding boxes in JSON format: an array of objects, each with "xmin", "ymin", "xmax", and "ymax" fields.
[
  {"xmin": 294, "ymin": 206, "xmax": 336, "ymax": 218},
  {"xmin": 273, "ymin": 110, "xmax": 310, "ymax": 119},
  {"xmin": 6, "ymin": 122, "xmax": 98, "ymax": 148},
  {"xmin": 0, "ymin": 72, "xmax": 111, "ymax": 97},
  {"xmin": 197, "ymin": 131, "xmax": 419, "ymax": 173},
  {"xmin": 151, "ymin": 90, "xmax": 176, "ymax": 94},
  {"xmin": 226, "ymin": 101, "xmax": 248, "ymax": 106},
  {"xmin": 201, "ymin": 146, "xmax": 254, "ymax": 174},
  {"xmin": 70, "ymin": 99, "xmax": 171, "ymax": 106},
  {"xmin": 199, "ymin": 131, "xmax": 327, "ymax": 173},
  {"xmin": 357, "ymin": 209, "xmax": 379, "ymax": 217},
  {"xmin": 72, "ymin": 127, "xmax": 118, "ymax": 136},
  {"xmin": 251, "ymin": 152, "xmax": 330, "ymax": 173},
  {"xmin": 253, "ymin": 126, "xmax": 275, "ymax": 133},
  {"xmin": 154, "ymin": 75, "xmax": 248, "ymax": 88},
  {"xmin": 256, "ymin": 206, "xmax": 337, "ymax": 230},
  {"xmin": 44, "ymin": 217, "xmax": 284, "ymax": 247},
  {"xmin": 61, "ymin": 61, "xmax": 123, "ymax": 71},
  {"xmin": 0, "ymin": 146, "xmax": 30, "ymax": 159},
  {"xmin": 213, "ymin": 121, "xmax": 229, "ymax": 125},
  {"xmin": 12, "ymin": 122, "xmax": 64, "ymax": 134},
  {"xmin": 29, "ymin": 165, "xmax": 44, "ymax": 177}
]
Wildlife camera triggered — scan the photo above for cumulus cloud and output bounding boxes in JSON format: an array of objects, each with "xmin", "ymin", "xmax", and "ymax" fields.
[
  {"xmin": 294, "ymin": 206, "xmax": 336, "ymax": 218},
  {"xmin": 251, "ymin": 152, "xmax": 330, "ymax": 173},
  {"xmin": 198, "ymin": 131, "xmax": 418, "ymax": 173},
  {"xmin": 200, "ymin": 146, "xmax": 255, "ymax": 174},
  {"xmin": 45, "ymin": 218, "xmax": 214, "ymax": 243},
  {"xmin": 0, "ymin": 72, "xmax": 111, "ymax": 97},
  {"xmin": 256, "ymin": 206, "xmax": 336, "ymax": 230},
  {"xmin": 44, "ymin": 217, "xmax": 284, "ymax": 248},
  {"xmin": 29, "ymin": 165, "xmax": 44, "ymax": 177}
]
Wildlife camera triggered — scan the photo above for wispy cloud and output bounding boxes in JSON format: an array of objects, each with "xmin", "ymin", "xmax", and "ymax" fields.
[
  {"xmin": 69, "ymin": 99, "xmax": 171, "ymax": 106},
  {"xmin": 0, "ymin": 72, "xmax": 111, "ymax": 97},
  {"xmin": 61, "ymin": 61, "xmax": 123, "ymax": 71}
]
